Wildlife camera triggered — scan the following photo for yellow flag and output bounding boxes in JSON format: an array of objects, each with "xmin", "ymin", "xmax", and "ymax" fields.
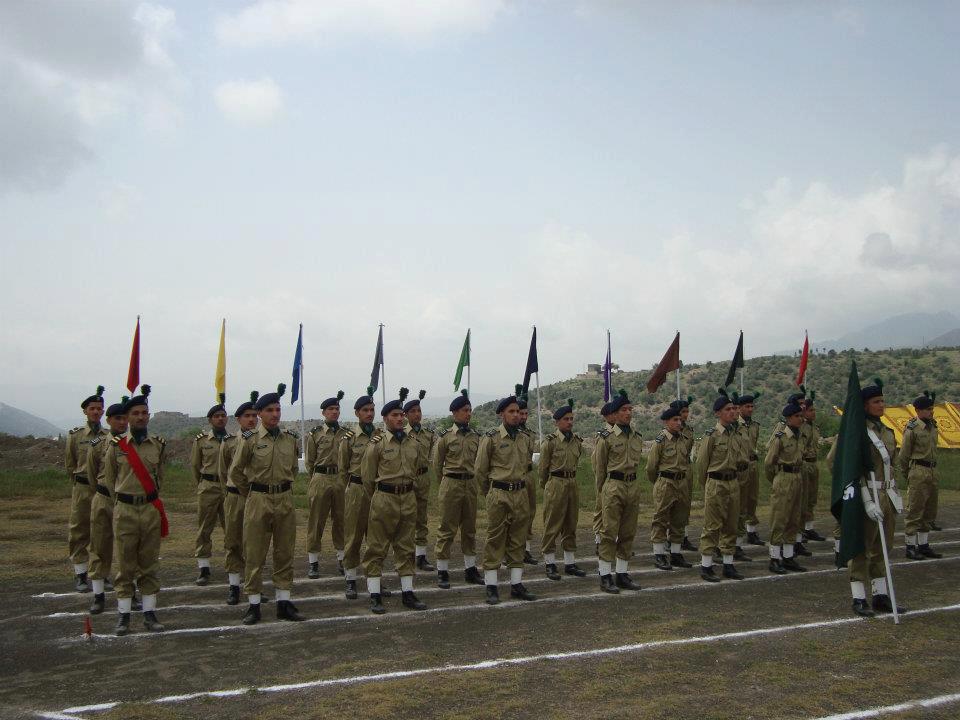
[{"xmin": 214, "ymin": 319, "xmax": 226, "ymax": 402}]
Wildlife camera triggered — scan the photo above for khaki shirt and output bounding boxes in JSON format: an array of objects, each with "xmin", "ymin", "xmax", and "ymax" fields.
[
  {"xmin": 65, "ymin": 423, "xmax": 108, "ymax": 478},
  {"xmin": 305, "ymin": 422, "xmax": 350, "ymax": 474},
  {"xmin": 405, "ymin": 423, "xmax": 435, "ymax": 475},
  {"xmin": 338, "ymin": 424, "xmax": 383, "ymax": 483},
  {"xmin": 763, "ymin": 425, "xmax": 804, "ymax": 482},
  {"xmin": 695, "ymin": 421, "xmax": 740, "ymax": 487},
  {"xmin": 432, "ymin": 424, "xmax": 481, "ymax": 478},
  {"xmin": 899, "ymin": 417, "xmax": 938, "ymax": 476},
  {"xmin": 102, "ymin": 431, "xmax": 167, "ymax": 496},
  {"xmin": 538, "ymin": 430, "xmax": 583, "ymax": 487},
  {"xmin": 229, "ymin": 425, "xmax": 299, "ymax": 495},
  {"xmin": 191, "ymin": 429, "xmax": 232, "ymax": 484},
  {"xmin": 645, "ymin": 428, "xmax": 689, "ymax": 483},
  {"xmin": 85, "ymin": 431, "xmax": 122, "ymax": 488},
  {"xmin": 219, "ymin": 431, "xmax": 245, "ymax": 488},
  {"xmin": 801, "ymin": 421, "xmax": 821, "ymax": 463},
  {"xmin": 361, "ymin": 429, "xmax": 420, "ymax": 496},
  {"xmin": 679, "ymin": 424, "xmax": 696, "ymax": 464},
  {"xmin": 475, "ymin": 424, "xmax": 529, "ymax": 493},
  {"xmin": 592, "ymin": 424, "xmax": 644, "ymax": 489},
  {"xmin": 738, "ymin": 416, "xmax": 761, "ymax": 461}
]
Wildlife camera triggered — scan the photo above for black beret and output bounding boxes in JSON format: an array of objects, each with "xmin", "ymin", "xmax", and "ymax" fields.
[
  {"xmin": 913, "ymin": 391, "xmax": 935, "ymax": 410},
  {"xmin": 514, "ymin": 384, "xmax": 528, "ymax": 411},
  {"xmin": 802, "ymin": 390, "xmax": 816, "ymax": 408},
  {"xmin": 738, "ymin": 391, "xmax": 760, "ymax": 404},
  {"xmin": 496, "ymin": 395, "xmax": 519, "ymax": 414},
  {"xmin": 321, "ymin": 390, "xmax": 345, "ymax": 410},
  {"xmin": 600, "ymin": 401, "xmax": 614, "ymax": 417},
  {"xmin": 234, "ymin": 391, "xmax": 259, "ymax": 417},
  {"xmin": 660, "ymin": 406, "xmax": 681, "ymax": 421},
  {"xmin": 207, "ymin": 392, "xmax": 226, "ymax": 419},
  {"xmin": 669, "ymin": 396, "xmax": 692, "ymax": 411},
  {"xmin": 404, "ymin": 389, "xmax": 426, "ymax": 413},
  {"xmin": 552, "ymin": 398, "xmax": 574, "ymax": 421},
  {"xmin": 861, "ymin": 378, "xmax": 884, "ymax": 402},
  {"xmin": 254, "ymin": 383, "xmax": 286, "ymax": 411},
  {"xmin": 81, "ymin": 385, "xmax": 106, "ymax": 409},
  {"xmin": 782, "ymin": 402, "xmax": 803, "ymax": 418},
  {"xmin": 449, "ymin": 390, "xmax": 471, "ymax": 413},
  {"xmin": 381, "ymin": 387, "xmax": 409, "ymax": 417},
  {"xmin": 123, "ymin": 384, "xmax": 152, "ymax": 412},
  {"xmin": 354, "ymin": 386, "xmax": 375, "ymax": 411},
  {"xmin": 608, "ymin": 389, "xmax": 631, "ymax": 413},
  {"xmin": 106, "ymin": 396, "xmax": 129, "ymax": 418},
  {"xmin": 712, "ymin": 388, "xmax": 733, "ymax": 413}
]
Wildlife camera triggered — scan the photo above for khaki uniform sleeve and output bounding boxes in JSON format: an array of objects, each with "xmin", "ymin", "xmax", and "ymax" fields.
[
  {"xmin": 592, "ymin": 437, "xmax": 609, "ymax": 492},
  {"xmin": 338, "ymin": 436, "xmax": 351, "ymax": 484},
  {"xmin": 230, "ymin": 439, "xmax": 252, "ymax": 496},
  {"xmin": 695, "ymin": 434, "xmax": 714, "ymax": 488},
  {"xmin": 291, "ymin": 436, "xmax": 300, "ymax": 479},
  {"xmin": 65, "ymin": 432, "xmax": 77, "ymax": 476},
  {"xmin": 190, "ymin": 437, "xmax": 202, "ymax": 484},
  {"xmin": 360, "ymin": 440, "xmax": 379, "ymax": 498},
  {"xmin": 474, "ymin": 435, "xmax": 493, "ymax": 494},
  {"xmin": 645, "ymin": 440, "xmax": 661, "ymax": 484},
  {"xmin": 85, "ymin": 444, "xmax": 100, "ymax": 485},
  {"xmin": 157, "ymin": 441, "xmax": 166, "ymax": 490},
  {"xmin": 763, "ymin": 435, "xmax": 780, "ymax": 482},
  {"xmin": 538, "ymin": 436, "xmax": 554, "ymax": 488},
  {"xmin": 218, "ymin": 441, "xmax": 229, "ymax": 485},
  {"xmin": 103, "ymin": 443, "xmax": 118, "ymax": 493},
  {"xmin": 432, "ymin": 433, "xmax": 447, "ymax": 476},
  {"xmin": 898, "ymin": 428, "xmax": 914, "ymax": 478}
]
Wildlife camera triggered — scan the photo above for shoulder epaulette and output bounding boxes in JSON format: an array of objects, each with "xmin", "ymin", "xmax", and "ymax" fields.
[
  {"xmin": 342, "ymin": 429, "xmax": 355, "ymax": 440},
  {"xmin": 152, "ymin": 434, "xmax": 166, "ymax": 445},
  {"xmin": 370, "ymin": 434, "xmax": 384, "ymax": 444},
  {"xmin": 69, "ymin": 427, "xmax": 82, "ymax": 434},
  {"xmin": 703, "ymin": 428, "xmax": 716, "ymax": 436},
  {"xmin": 485, "ymin": 428, "xmax": 498, "ymax": 437},
  {"xmin": 90, "ymin": 436, "xmax": 103, "ymax": 447},
  {"xmin": 110, "ymin": 435, "xmax": 121, "ymax": 445},
  {"xmin": 310, "ymin": 425, "xmax": 322, "ymax": 434},
  {"xmin": 905, "ymin": 418, "xmax": 919, "ymax": 429},
  {"xmin": 774, "ymin": 430, "xmax": 785, "ymax": 438},
  {"xmin": 195, "ymin": 432, "xmax": 205, "ymax": 440},
  {"xmin": 437, "ymin": 428, "xmax": 449, "ymax": 437},
  {"xmin": 597, "ymin": 429, "xmax": 610, "ymax": 438},
  {"xmin": 654, "ymin": 432, "xmax": 665, "ymax": 444},
  {"xmin": 574, "ymin": 433, "xmax": 583, "ymax": 441},
  {"xmin": 242, "ymin": 429, "xmax": 256, "ymax": 439},
  {"xmin": 284, "ymin": 429, "xmax": 299, "ymax": 439}
]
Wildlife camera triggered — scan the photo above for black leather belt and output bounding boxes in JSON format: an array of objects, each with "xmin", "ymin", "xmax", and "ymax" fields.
[
  {"xmin": 250, "ymin": 481, "xmax": 291, "ymax": 494},
  {"xmin": 116, "ymin": 491, "xmax": 158, "ymax": 505},
  {"xmin": 778, "ymin": 463, "xmax": 801, "ymax": 473},
  {"xmin": 416, "ymin": 466, "xmax": 429, "ymax": 476},
  {"xmin": 550, "ymin": 470, "xmax": 577, "ymax": 479},
  {"xmin": 803, "ymin": 456, "xmax": 817, "ymax": 463},
  {"xmin": 607, "ymin": 471, "xmax": 636, "ymax": 482},
  {"xmin": 749, "ymin": 454, "xmax": 758, "ymax": 461},
  {"xmin": 736, "ymin": 462, "xmax": 749, "ymax": 472},
  {"xmin": 912, "ymin": 459, "xmax": 936, "ymax": 468},
  {"xmin": 226, "ymin": 485, "xmax": 240, "ymax": 494},
  {"xmin": 349, "ymin": 474, "xmax": 362, "ymax": 485},
  {"xmin": 200, "ymin": 473, "xmax": 217, "ymax": 481},
  {"xmin": 708, "ymin": 471, "xmax": 737, "ymax": 481},
  {"xmin": 526, "ymin": 464, "xmax": 533, "ymax": 472},
  {"xmin": 95, "ymin": 484, "xmax": 111, "ymax": 498},
  {"xmin": 74, "ymin": 474, "xmax": 89, "ymax": 485},
  {"xmin": 492, "ymin": 480, "xmax": 526, "ymax": 491},
  {"xmin": 313, "ymin": 464, "xmax": 338, "ymax": 474},
  {"xmin": 377, "ymin": 481, "xmax": 414, "ymax": 494},
  {"xmin": 445, "ymin": 472, "xmax": 474, "ymax": 480},
  {"xmin": 658, "ymin": 470, "xmax": 686, "ymax": 480}
]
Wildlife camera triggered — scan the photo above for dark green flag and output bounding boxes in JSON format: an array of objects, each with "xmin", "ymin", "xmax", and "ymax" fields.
[
  {"xmin": 830, "ymin": 360, "xmax": 872, "ymax": 565},
  {"xmin": 723, "ymin": 331, "xmax": 744, "ymax": 387},
  {"xmin": 453, "ymin": 329, "xmax": 470, "ymax": 390}
]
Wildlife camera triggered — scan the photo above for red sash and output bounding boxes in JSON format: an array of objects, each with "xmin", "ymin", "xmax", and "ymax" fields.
[{"xmin": 118, "ymin": 437, "xmax": 169, "ymax": 538}]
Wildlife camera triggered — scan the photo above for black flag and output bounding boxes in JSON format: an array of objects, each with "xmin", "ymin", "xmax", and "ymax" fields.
[
  {"xmin": 521, "ymin": 327, "xmax": 538, "ymax": 394},
  {"xmin": 369, "ymin": 325, "xmax": 384, "ymax": 391},
  {"xmin": 724, "ymin": 331, "xmax": 744, "ymax": 388}
]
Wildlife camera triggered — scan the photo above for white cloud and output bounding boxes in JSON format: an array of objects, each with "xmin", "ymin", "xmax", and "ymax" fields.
[
  {"xmin": 215, "ymin": 77, "xmax": 284, "ymax": 126},
  {"xmin": 215, "ymin": 0, "xmax": 506, "ymax": 47}
]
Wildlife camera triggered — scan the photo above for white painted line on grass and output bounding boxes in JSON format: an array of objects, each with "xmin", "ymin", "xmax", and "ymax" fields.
[
  {"xmin": 45, "ymin": 601, "xmax": 960, "ymax": 719},
  {"xmin": 811, "ymin": 690, "xmax": 960, "ymax": 719}
]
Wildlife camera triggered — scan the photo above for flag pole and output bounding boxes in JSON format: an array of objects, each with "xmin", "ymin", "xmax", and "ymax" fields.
[
  {"xmin": 379, "ymin": 323, "xmax": 386, "ymax": 407},
  {"xmin": 299, "ymin": 327, "xmax": 306, "ymax": 448},
  {"xmin": 676, "ymin": 368, "xmax": 681, "ymax": 401},
  {"xmin": 467, "ymin": 328, "xmax": 471, "ymax": 399},
  {"xmin": 534, "ymin": 325, "xmax": 543, "ymax": 444},
  {"xmin": 867, "ymin": 470, "xmax": 900, "ymax": 624},
  {"xmin": 740, "ymin": 329, "xmax": 745, "ymax": 396}
]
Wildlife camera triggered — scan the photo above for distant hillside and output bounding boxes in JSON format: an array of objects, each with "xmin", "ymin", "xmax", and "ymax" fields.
[
  {"xmin": 927, "ymin": 328, "xmax": 960, "ymax": 348},
  {"xmin": 471, "ymin": 347, "xmax": 960, "ymax": 437},
  {"xmin": 811, "ymin": 311, "xmax": 959, "ymax": 353},
  {"xmin": 0, "ymin": 403, "xmax": 63, "ymax": 438}
]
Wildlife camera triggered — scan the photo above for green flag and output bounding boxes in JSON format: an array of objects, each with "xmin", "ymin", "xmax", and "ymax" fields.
[
  {"xmin": 723, "ymin": 330, "xmax": 744, "ymax": 387},
  {"xmin": 830, "ymin": 359, "xmax": 873, "ymax": 565},
  {"xmin": 453, "ymin": 329, "xmax": 470, "ymax": 390}
]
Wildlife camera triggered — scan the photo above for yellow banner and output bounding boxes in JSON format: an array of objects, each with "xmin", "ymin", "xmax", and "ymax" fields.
[
  {"xmin": 214, "ymin": 319, "xmax": 226, "ymax": 402},
  {"xmin": 834, "ymin": 403, "xmax": 960, "ymax": 449}
]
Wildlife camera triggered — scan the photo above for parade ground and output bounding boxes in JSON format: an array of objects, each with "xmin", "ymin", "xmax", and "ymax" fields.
[{"xmin": 2, "ymin": 457, "xmax": 959, "ymax": 720}]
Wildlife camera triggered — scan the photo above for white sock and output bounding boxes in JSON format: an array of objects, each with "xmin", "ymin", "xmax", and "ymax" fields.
[
  {"xmin": 804, "ymin": 521, "xmax": 813, "ymax": 531},
  {"xmin": 367, "ymin": 577, "xmax": 381, "ymax": 595},
  {"xmin": 598, "ymin": 560, "xmax": 612, "ymax": 575},
  {"xmin": 795, "ymin": 533, "xmax": 803, "ymax": 543},
  {"xmin": 248, "ymin": 593, "xmax": 261, "ymax": 605},
  {"xmin": 198, "ymin": 558, "xmax": 211, "ymax": 569},
  {"xmin": 437, "ymin": 559, "xmax": 449, "ymax": 572},
  {"xmin": 543, "ymin": 552, "xmax": 556, "ymax": 565},
  {"xmin": 615, "ymin": 558, "xmax": 628, "ymax": 573},
  {"xmin": 276, "ymin": 589, "xmax": 290, "ymax": 601},
  {"xmin": 919, "ymin": 532, "xmax": 930, "ymax": 545},
  {"xmin": 510, "ymin": 567, "xmax": 523, "ymax": 584},
  {"xmin": 700, "ymin": 555, "xmax": 712, "ymax": 569},
  {"xmin": 400, "ymin": 575, "xmax": 413, "ymax": 592},
  {"xmin": 563, "ymin": 550, "xmax": 575, "ymax": 564},
  {"xmin": 141, "ymin": 594, "xmax": 157, "ymax": 612},
  {"xmin": 770, "ymin": 545, "xmax": 782, "ymax": 559},
  {"xmin": 850, "ymin": 581, "xmax": 866, "ymax": 600},
  {"xmin": 783, "ymin": 544, "xmax": 795, "ymax": 559},
  {"xmin": 336, "ymin": 549, "xmax": 344, "ymax": 561},
  {"xmin": 526, "ymin": 540, "xmax": 532, "ymax": 551},
  {"xmin": 871, "ymin": 577, "xmax": 888, "ymax": 595},
  {"xmin": 117, "ymin": 597, "xmax": 132, "ymax": 613},
  {"xmin": 747, "ymin": 524, "xmax": 757, "ymax": 533},
  {"xmin": 416, "ymin": 545, "xmax": 427, "ymax": 557},
  {"xmin": 464, "ymin": 554, "xmax": 476, "ymax": 569},
  {"xmin": 834, "ymin": 539, "xmax": 840, "ymax": 552},
  {"xmin": 345, "ymin": 567, "xmax": 357, "ymax": 581},
  {"xmin": 670, "ymin": 543, "xmax": 681, "ymax": 554},
  {"xmin": 484, "ymin": 569, "xmax": 498, "ymax": 586},
  {"xmin": 308, "ymin": 552, "xmax": 318, "ymax": 564},
  {"xmin": 653, "ymin": 543, "xmax": 666, "ymax": 555},
  {"xmin": 722, "ymin": 554, "xmax": 733, "ymax": 565},
  {"xmin": 228, "ymin": 573, "xmax": 240, "ymax": 586},
  {"xmin": 91, "ymin": 578, "xmax": 105, "ymax": 594},
  {"xmin": 74, "ymin": 563, "xmax": 88, "ymax": 575}
]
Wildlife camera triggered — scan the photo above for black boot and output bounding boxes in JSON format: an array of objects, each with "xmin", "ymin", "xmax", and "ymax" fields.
[
  {"xmin": 670, "ymin": 552, "xmax": 693, "ymax": 568},
  {"xmin": 802, "ymin": 528, "xmax": 827, "ymax": 542},
  {"xmin": 746, "ymin": 531, "xmax": 765, "ymax": 546},
  {"xmin": 277, "ymin": 600, "xmax": 304, "ymax": 621},
  {"xmin": 196, "ymin": 566, "xmax": 211, "ymax": 586},
  {"xmin": 242, "ymin": 603, "xmax": 261, "ymax": 625},
  {"xmin": 681, "ymin": 536, "xmax": 698, "ymax": 552},
  {"xmin": 564, "ymin": 563, "xmax": 587, "ymax": 577},
  {"xmin": 90, "ymin": 593, "xmax": 106, "ymax": 614},
  {"xmin": 523, "ymin": 549, "xmax": 538, "ymax": 565},
  {"xmin": 871, "ymin": 594, "xmax": 905, "ymax": 614},
  {"xmin": 782, "ymin": 557, "xmax": 807, "ymax": 573},
  {"xmin": 905, "ymin": 545, "xmax": 925, "ymax": 561},
  {"xmin": 143, "ymin": 611, "xmax": 165, "ymax": 632},
  {"xmin": 307, "ymin": 561, "xmax": 320, "ymax": 579},
  {"xmin": 930, "ymin": 521, "xmax": 943, "ymax": 531},
  {"xmin": 115, "ymin": 612, "xmax": 130, "ymax": 636},
  {"xmin": 402, "ymin": 590, "xmax": 427, "ymax": 610},
  {"xmin": 700, "ymin": 566, "xmax": 720, "ymax": 583},
  {"xmin": 722, "ymin": 564, "xmax": 743, "ymax": 580},
  {"xmin": 510, "ymin": 583, "xmax": 537, "ymax": 601},
  {"xmin": 794, "ymin": 542, "xmax": 812, "ymax": 557},
  {"xmin": 733, "ymin": 547, "xmax": 752, "ymax": 562},
  {"xmin": 852, "ymin": 598, "xmax": 875, "ymax": 617},
  {"xmin": 437, "ymin": 570, "xmax": 450, "ymax": 589},
  {"xmin": 485, "ymin": 585, "xmax": 500, "ymax": 605},
  {"xmin": 369, "ymin": 593, "xmax": 386, "ymax": 614},
  {"xmin": 465, "ymin": 566, "xmax": 484, "ymax": 585},
  {"xmin": 654, "ymin": 554, "xmax": 673, "ymax": 571},
  {"xmin": 337, "ymin": 559, "xmax": 345, "ymax": 576},
  {"xmin": 835, "ymin": 551, "xmax": 844, "ymax": 569},
  {"xmin": 919, "ymin": 544, "xmax": 942, "ymax": 559},
  {"xmin": 600, "ymin": 574, "xmax": 620, "ymax": 594},
  {"xmin": 345, "ymin": 580, "xmax": 358, "ymax": 600},
  {"xmin": 768, "ymin": 558, "xmax": 787, "ymax": 575},
  {"xmin": 416, "ymin": 555, "xmax": 436, "ymax": 572},
  {"xmin": 615, "ymin": 572, "xmax": 640, "ymax": 591},
  {"xmin": 544, "ymin": 563, "xmax": 561, "ymax": 581},
  {"xmin": 75, "ymin": 572, "xmax": 90, "ymax": 593},
  {"xmin": 226, "ymin": 585, "xmax": 241, "ymax": 606}
]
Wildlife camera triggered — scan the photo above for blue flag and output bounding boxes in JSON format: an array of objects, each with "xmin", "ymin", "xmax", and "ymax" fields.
[
  {"xmin": 603, "ymin": 331, "xmax": 612, "ymax": 402},
  {"xmin": 370, "ymin": 325, "xmax": 384, "ymax": 392},
  {"xmin": 291, "ymin": 324, "xmax": 303, "ymax": 404}
]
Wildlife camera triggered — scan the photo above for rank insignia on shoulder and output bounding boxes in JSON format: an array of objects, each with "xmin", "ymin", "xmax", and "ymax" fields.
[
  {"xmin": 574, "ymin": 433, "xmax": 583, "ymax": 442},
  {"xmin": 241, "ymin": 429, "xmax": 256, "ymax": 439},
  {"xmin": 90, "ymin": 437, "xmax": 103, "ymax": 446},
  {"xmin": 110, "ymin": 435, "xmax": 121, "ymax": 444},
  {"xmin": 310, "ymin": 426, "xmax": 322, "ymax": 434},
  {"xmin": 284, "ymin": 429, "xmax": 299, "ymax": 438},
  {"xmin": 654, "ymin": 433, "xmax": 665, "ymax": 444},
  {"xmin": 153, "ymin": 435, "xmax": 166, "ymax": 445},
  {"xmin": 195, "ymin": 432, "xmax": 205, "ymax": 440},
  {"xmin": 485, "ymin": 429, "xmax": 498, "ymax": 436},
  {"xmin": 774, "ymin": 430, "xmax": 785, "ymax": 438},
  {"xmin": 437, "ymin": 428, "xmax": 449, "ymax": 437},
  {"xmin": 597, "ymin": 430, "xmax": 610, "ymax": 438},
  {"xmin": 69, "ymin": 427, "xmax": 82, "ymax": 434},
  {"xmin": 370, "ymin": 435, "xmax": 384, "ymax": 444},
  {"xmin": 905, "ymin": 418, "xmax": 919, "ymax": 429},
  {"xmin": 342, "ymin": 430, "xmax": 355, "ymax": 439},
  {"xmin": 703, "ymin": 428, "xmax": 715, "ymax": 436}
]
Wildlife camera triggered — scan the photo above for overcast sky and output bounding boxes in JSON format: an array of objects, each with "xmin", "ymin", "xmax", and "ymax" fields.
[{"xmin": 2, "ymin": 0, "xmax": 959, "ymax": 425}]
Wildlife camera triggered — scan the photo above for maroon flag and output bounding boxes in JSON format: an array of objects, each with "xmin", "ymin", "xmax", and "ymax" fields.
[
  {"xmin": 646, "ymin": 332, "xmax": 680, "ymax": 393},
  {"xmin": 126, "ymin": 316, "xmax": 140, "ymax": 394},
  {"xmin": 796, "ymin": 331, "xmax": 809, "ymax": 386}
]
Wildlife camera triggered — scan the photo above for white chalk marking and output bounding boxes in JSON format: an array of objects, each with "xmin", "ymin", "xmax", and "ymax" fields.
[{"xmin": 811, "ymin": 690, "xmax": 960, "ymax": 719}]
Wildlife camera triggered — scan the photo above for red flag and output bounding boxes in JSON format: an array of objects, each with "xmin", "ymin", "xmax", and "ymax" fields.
[
  {"xmin": 646, "ymin": 332, "xmax": 681, "ymax": 393},
  {"xmin": 796, "ymin": 331, "xmax": 809, "ymax": 386},
  {"xmin": 126, "ymin": 317, "xmax": 140, "ymax": 394}
]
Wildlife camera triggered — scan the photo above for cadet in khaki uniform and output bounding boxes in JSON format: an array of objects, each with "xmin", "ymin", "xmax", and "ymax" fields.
[
  {"xmin": 516, "ymin": 388, "xmax": 539, "ymax": 565},
  {"xmin": 736, "ymin": 393, "xmax": 765, "ymax": 546},
  {"xmin": 592, "ymin": 402, "xmax": 616, "ymax": 550},
  {"xmin": 340, "ymin": 388, "xmax": 384, "ymax": 600},
  {"xmin": 65, "ymin": 385, "xmax": 108, "ymax": 592},
  {"xmin": 763, "ymin": 402, "xmax": 807, "ymax": 575},
  {"xmin": 361, "ymin": 388, "xmax": 428, "ymax": 614},
  {"xmin": 647, "ymin": 404, "xmax": 693, "ymax": 572},
  {"xmin": 901, "ymin": 391, "xmax": 942, "ymax": 560},
  {"xmin": 539, "ymin": 399, "xmax": 586, "ymax": 581},
  {"xmin": 728, "ymin": 394, "xmax": 753, "ymax": 564},
  {"xmin": 433, "ymin": 390, "xmax": 483, "ymax": 588},
  {"xmin": 85, "ymin": 397, "xmax": 128, "ymax": 614},
  {"xmin": 403, "ymin": 390, "xmax": 436, "ymax": 571},
  {"xmin": 230, "ymin": 383, "xmax": 304, "ymax": 625},
  {"xmin": 697, "ymin": 389, "xmax": 744, "ymax": 583},
  {"xmin": 593, "ymin": 389, "xmax": 644, "ymax": 593},
  {"xmin": 675, "ymin": 398, "xmax": 699, "ymax": 552},
  {"xmin": 476, "ymin": 394, "xmax": 537, "ymax": 605},
  {"xmin": 191, "ymin": 396, "xmax": 229, "ymax": 586},
  {"xmin": 305, "ymin": 390, "xmax": 351, "ymax": 579},
  {"xmin": 800, "ymin": 395, "xmax": 827, "ymax": 543},
  {"xmin": 220, "ymin": 392, "xmax": 259, "ymax": 605},
  {"xmin": 102, "ymin": 386, "xmax": 167, "ymax": 635}
]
